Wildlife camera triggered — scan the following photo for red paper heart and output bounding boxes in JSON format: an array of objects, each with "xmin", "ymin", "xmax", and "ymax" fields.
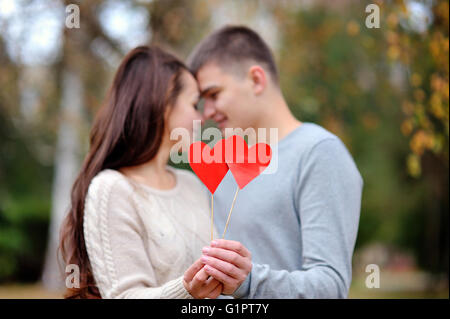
[
  {"xmin": 224, "ymin": 135, "xmax": 272, "ymax": 189},
  {"xmin": 188, "ymin": 140, "xmax": 229, "ymax": 194}
]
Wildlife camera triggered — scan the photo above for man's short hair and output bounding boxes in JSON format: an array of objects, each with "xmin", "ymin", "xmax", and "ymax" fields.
[{"xmin": 187, "ymin": 25, "xmax": 279, "ymax": 85}]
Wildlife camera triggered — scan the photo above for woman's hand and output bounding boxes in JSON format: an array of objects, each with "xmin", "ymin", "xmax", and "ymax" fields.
[
  {"xmin": 201, "ymin": 239, "xmax": 252, "ymax": 295},
  {"xmin": 183, "ymin": 258, "xmax": 223, "ymax": 299}
]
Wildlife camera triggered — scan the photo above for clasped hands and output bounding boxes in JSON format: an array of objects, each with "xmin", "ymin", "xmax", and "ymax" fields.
[{"xmin": 183, "ymin": 239, "xmax": 252, "ymax": 299}]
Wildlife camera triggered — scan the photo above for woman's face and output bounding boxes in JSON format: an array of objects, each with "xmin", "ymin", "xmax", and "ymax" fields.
[{"xmin": 165, "ymin": 71, "xmax": 203, "ymax": 151}]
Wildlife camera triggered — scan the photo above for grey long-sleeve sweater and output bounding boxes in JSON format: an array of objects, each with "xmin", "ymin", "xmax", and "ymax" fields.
[{"xmin": 213, "ymin": 122, "xmax": 363, "ymax": 299}]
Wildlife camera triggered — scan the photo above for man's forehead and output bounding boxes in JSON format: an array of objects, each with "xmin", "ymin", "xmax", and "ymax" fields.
[{"xmin": 196, "ymin": 62, "xmax": 226, "ymax": 91}]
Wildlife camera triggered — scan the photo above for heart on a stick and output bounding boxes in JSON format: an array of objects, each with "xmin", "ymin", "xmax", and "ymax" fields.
[
  {"xmin": 188, "ymin": 140, "xmax": 229, "ymax": 194},
  {"xmin": 224, "ymin": 135, "xmax": 272, "ymax": 189}
]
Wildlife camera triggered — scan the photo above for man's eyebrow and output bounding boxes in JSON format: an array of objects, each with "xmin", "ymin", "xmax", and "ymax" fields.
[{"xmin": 200, "ymin": 85, "xmax": 221, "ymax": 97}]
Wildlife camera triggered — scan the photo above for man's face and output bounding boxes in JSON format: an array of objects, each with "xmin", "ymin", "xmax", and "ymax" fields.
[{"xmin": 196, "ymin": 62, "xmax": 258, "ymax": 133}]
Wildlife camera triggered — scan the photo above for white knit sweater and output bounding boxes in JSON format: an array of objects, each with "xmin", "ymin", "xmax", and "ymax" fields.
[{"xmin": 83, "ymin": 166, "xmax": 217, "ymax": 299}]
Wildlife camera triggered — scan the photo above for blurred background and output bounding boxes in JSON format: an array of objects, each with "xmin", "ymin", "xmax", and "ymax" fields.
[{"xmin": 0, "ymin": 0, "xmax": 448, "ymax": 298}]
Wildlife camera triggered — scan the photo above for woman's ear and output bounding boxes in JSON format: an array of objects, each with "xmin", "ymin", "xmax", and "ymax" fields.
[{"xmin": 248, "ymin": 65, "xmax": 267, "ymax": 95}]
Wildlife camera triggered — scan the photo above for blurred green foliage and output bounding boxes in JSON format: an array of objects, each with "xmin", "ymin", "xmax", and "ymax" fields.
[
  {"xmin": 0, "ymin": 104, "xmax": 52, "ymax": 281},
  {"xmin": 274, "ymin": 1, "xmax": 448, "ymax": 276}
]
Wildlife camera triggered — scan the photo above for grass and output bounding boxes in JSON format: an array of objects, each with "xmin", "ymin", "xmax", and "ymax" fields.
[
  {"xmin": 0, "ymin": 283, "xmax": 447, "ymax": 299},
  {"xmin": 349, "ymin": 270, "xmax": 449, "ymax": 299},
  {"xmin": 0, "ymin": 283, "xmax": 62, "ymax": 299}
]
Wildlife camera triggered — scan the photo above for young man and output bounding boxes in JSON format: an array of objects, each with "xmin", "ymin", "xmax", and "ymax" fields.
[{"xmin": 187, "ymin": 26, "xmax": 363, "ymax": 298}]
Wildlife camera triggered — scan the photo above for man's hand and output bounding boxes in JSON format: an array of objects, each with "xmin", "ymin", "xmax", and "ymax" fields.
[
  {"xmin": 201, "ymin": 239, "xmax": 252, "ymax": 295},
  {"xmin": 183, "ymin": 258, "xmax": 223, "ymax": 299}
]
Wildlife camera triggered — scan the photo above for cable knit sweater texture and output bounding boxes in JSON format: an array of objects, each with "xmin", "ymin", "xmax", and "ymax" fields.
[{"xmin": 83, "ymin": 166, "xmax": 217, "ymax": 299}]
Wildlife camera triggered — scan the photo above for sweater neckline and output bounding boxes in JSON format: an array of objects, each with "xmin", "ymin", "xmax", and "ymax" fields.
[{"xmin": 115, "ymin": 166, "xmax": 181, "ymax": 197}]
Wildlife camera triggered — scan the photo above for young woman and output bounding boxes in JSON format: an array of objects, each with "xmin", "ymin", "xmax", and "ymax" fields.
[{"xmin": 58, "ymin": 46, "xmax": 251, "ymax": 299}]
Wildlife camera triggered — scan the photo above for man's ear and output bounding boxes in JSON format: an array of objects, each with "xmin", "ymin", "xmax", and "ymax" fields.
[{"xmin": 248, "ymin": 65, "xmax": 267, "ymax": 95}]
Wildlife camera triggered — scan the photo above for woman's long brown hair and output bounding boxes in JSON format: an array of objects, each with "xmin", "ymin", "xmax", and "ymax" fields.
[{"xmin": 58, "ymin": 45, "xmax": 188, "ymax": 298}]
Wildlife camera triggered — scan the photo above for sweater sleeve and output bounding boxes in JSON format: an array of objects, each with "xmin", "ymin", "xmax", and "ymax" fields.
[
  {"xmin": 83, "ymin": 172, "xmax": 194, "ymax": 299},
  {"xmin": 232, "ymin": 138, "xmax": 363, "ymax": 299}
]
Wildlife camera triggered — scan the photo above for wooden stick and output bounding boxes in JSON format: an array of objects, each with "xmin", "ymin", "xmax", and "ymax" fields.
[
  {"xmin": 222, "ymin": 187, "xmax": 240, "ymax": 239},
  {"xmin": 211, "ymin": 193, "xmax": 214, "ymax": 241}
]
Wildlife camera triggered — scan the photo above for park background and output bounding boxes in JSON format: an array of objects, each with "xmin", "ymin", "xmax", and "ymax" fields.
[{"xmin": 0, "ymin": 0, "xmax": 448, "ymax": 298}]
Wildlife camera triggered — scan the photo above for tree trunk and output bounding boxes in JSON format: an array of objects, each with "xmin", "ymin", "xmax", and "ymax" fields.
[{"xmin": 41, "ymin": 69, "xmax": 83, "ymax": 291}]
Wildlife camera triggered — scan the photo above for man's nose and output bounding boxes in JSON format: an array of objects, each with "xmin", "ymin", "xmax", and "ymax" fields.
[{"xmin": 202, "ymin": 100, "xmax": 216, "ymax": 119}]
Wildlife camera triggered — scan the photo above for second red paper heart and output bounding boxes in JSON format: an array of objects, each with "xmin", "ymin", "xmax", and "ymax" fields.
[{"xmin": 224, "ymin": 135, "xmax": 272, "ymax": 189}]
